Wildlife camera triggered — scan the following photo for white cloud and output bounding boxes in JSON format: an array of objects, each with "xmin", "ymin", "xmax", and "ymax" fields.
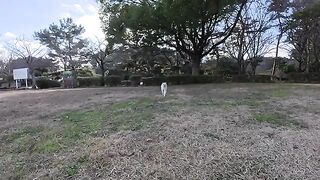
[
  {"xmin": 0, "ymin": 32, "xmax": 17, "ymax": 56},
  {"xmin": 3, "ymin": 32, "xmax": 17, "ymax": 39},
  {"xmin": 74, "ymin": 4, "xmax": 86, "ymax": 14},
  {"xmin": 60, "ymin": 3, "xmax": 105, "ymax": 40},
  {"xmin": 76, "ymin": 14, "xmax": 105, "ymax": 40},
  {"xmin": 62, "ymin": 12, "xmax": 72, "ymax": 18},
  {"xmin": 88, "ymin": 4, "xmax": 98, "ymax": 14},
  {"xmin": 0, "ymin": 46, "xmax": 6, "ymax": 57},
  {"xmin": 62, "ymin": 3, "xmax": 104, "ymax": 40},
  {"xmin": 62, "ymin": 3, "xmax": 86, "ymax": 15}
]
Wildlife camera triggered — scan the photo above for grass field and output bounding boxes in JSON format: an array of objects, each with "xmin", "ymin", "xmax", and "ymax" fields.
[{"xmin": 1, "ymin": 83, "xmax": 320, "ymax": 179}]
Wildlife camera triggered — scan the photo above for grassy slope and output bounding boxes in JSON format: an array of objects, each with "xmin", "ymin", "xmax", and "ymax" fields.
[{"xmin": 0, "ymin": 84, "xmax": 318, "ymax": 179}]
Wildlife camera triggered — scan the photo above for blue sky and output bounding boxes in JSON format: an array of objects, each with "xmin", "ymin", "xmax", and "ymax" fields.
[{"xmin": 0, "ymin": 0, "xmax": 104, "ymax": 54}]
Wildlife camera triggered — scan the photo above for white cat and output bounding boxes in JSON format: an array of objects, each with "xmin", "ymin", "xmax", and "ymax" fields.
[{"xmin": 161, "ymin": 82, "xmax": 168, "ymax": 97}]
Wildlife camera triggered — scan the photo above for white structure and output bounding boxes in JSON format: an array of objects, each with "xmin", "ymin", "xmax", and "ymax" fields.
[
  {"xmin": 13, "ymin": 68, "xmax": 30, "ymax": 89},
  {"xmin": 161, "ymin": 82, "xmax": 168, "ymax": 97}
]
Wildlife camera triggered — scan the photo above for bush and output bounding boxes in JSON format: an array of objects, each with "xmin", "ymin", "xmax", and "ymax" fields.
[
  {"xmin": 121, "ymin": 80, "xmax": 132, "ymax": 86},
  {"xmin": 231, "ymin": 74, "xmax": 274, "ymax": 83},
  {"xmin": 130, "ymin": 75, "xmax": 142, "ymax": 86},
  {"xmin": 141, "ymin": 75, "xmax": 224, "ymax": 86},
  {"xmin": 77, "ymin": 68, "xmax": 94, "ymax": 77},
  {"xmin": 142, "ymin": 76, "xmax": 167, "ymax": 86},
  {"xmin": 308, "ymin": 73, "xmax": 320, "ymax": 82},
  {"xmin": 252, "ymin": 75, "xmax": 273, "ymax": 83},
  {"xmin": 36, "ymin": 78, "xmax": 61, "ymax": 89},
  {"xmin": 191, "ymin": 75, "xmax": 224, "ymax": 84},
  {"xmin": 167, "ymin": 75, "xmax": 224, "ymax": 85},
  {"xmin": 231, "ymin": 74, "xmax": 250, "ymax": 82},
  {"xmin": 287, "ymin": 73, "xmax": 320, "ymax": 83},
  {"xmin": 284, "ymin": 64, "xmax": 297, "ymax": 73},
  {"xmin": 106, "ymin": 75, "xmax": 122, "ymax": 86},
  {"xmin": 77, "ymin": 77, "xmax": 102, "ymax": 87}
]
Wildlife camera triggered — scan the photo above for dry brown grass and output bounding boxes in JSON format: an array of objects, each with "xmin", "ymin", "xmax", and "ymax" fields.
[{"xmin": 1, "ymin": 83, "xmax": 320, "ymax": 179}]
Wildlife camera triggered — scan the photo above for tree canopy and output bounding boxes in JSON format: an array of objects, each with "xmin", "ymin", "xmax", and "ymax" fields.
[
  {"xmin": 34, "ymin": 18, "xmax": 88, "ymax": 71},
  {"xmin": 99, "ymin": 0, "xmax": 247, "ymax": 75}
]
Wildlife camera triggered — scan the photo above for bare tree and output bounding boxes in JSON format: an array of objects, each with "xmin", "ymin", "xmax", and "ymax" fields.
[
  {"xmin": 86, "ymin": 39, "xmax": 112, "ymax": 86},
  {"xmin": 5, "ymin": 37, "xmax": 46, "ymax": 88},
  {"xmin": 246, "ymin": 1, "xmax": 273, "ymax": 75},
  {"xmin": 224, "ymin": 1, "xmax": 273, "ymax": 75},
  {"xmin": 224, "ymin": 11, "xmax": 250, "ymax": 75}
]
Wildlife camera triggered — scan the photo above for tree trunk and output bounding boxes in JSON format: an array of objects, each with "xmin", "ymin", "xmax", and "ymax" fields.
[
  {"xmin": 191, "ymin": 54, "xmax": 202, "ymax": 75},
  {"xmin": 306, "ymin": 38, "xmax": 310, "ymax": 73},
  {"xmin": 272, "ymin": 37, "xmax": 281, "ymax": 78},
  {"xmin": 238, "ymin": 58, "xmax": 244, "ymax": 75},
  {"xmin": 31, "ymin": 71, "xmax": 36, "ymax": 88},
  {"xmin": 272, "ymin": 18, "xmax": 283, "ymax": 80},
  {"xmin": 251, "ymin": 64, "xmax": 257, "ymax": 76},
  {"xmin": 101, "ymin": 66, "xmax": 106, "ymax": 86},
  {"xmin": 298, "ymin": 62, "xmax": 303, "ymax": 72}
]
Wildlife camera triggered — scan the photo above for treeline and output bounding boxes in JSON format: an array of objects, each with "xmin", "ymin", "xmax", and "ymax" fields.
[{"xmin": 1, "ymin": 0, "xmax": 320, "ymax": 88}]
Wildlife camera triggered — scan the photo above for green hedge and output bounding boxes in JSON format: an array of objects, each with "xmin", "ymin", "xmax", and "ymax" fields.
[
  {"xmin": 106, "ymin": 75, "xmax": 122, "ymax": 86},
  {"xmin": 231, "ymin": 75, "xmax": 273, "ymax": 83},
  {"xmin": 130, "ymin": 75, "xmax": 142, "ymax": 86},
  {"xmin": 231, "ymin": 75, "xmax": 251, "ymax": 82},
  {"xmin": 167, "ymin": 75, "xmax": 224, "ymax": 85},
  {"xmin": 252, "ymin": 75, "xmax": 273, "ymax": 83},
  {"xmin": 142, "ymin": 76, "xmax": 167, "ymax": 86},
  {"xmin": 287, "ymin": 73, "xmax": 320, "ymax": 83},
  {"xmin": 73, "ymin": 74, "xmax": 278, "ymax": 87},
  {"xmin": 141, "ymin": 75, "xmax": 224, "ymax": 86},
  {"xmin": 36, "ymin": 78, "xmax": 61, "ymax": 89},
  {"xmin": 78, "ymin": 77, "xmax": 102, "ymax": 87},
  {"xmin": 121, "ymin": 80, "xmax": 132, "ymax": 86}
]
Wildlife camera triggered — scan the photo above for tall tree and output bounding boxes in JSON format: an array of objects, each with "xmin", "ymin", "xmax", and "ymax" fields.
[
  {"xmin": 34, "ymin": 18, "xmax": 88, "ymax": 71},
  {"xmin": 99, "ymin": 0, "xmax": 248, "ymax": 75},
  {"xmin": 268, "ymin": 0, "xmax": 291, "ymax": 78},
  {"xmin": 287, "ymin": 0, "xmax": 320, "ymax": 72}
]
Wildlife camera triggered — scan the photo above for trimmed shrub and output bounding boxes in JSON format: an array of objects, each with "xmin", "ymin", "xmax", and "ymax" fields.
[
  {"xmin": 78, "ymin": 77, "xmax": 102, "ymax": 87},
  {"xmin": 77, "ymin": 68, "xmax": 94, "ymax": 77},
  {"xmin": 142, "ymin": 76, "xmax": 167, "ymax": 86},
  {"xmin": 191, "ymin": 75, "xmax": 224, "ymax": 84},
  {"xmin": 141, "ymin": 75, "xmax": 224, "ymax": 86},
  {"xmin": 36, "ymin": 78, "xmax": 61, "ymax": 89},
  {"xmin": 167, "ymin": 75, "xmax": 224, "ymax": 85},
  {"xmin": 308, "ymin": 73, "xmax": 320, "ymax": 82},
  {"xmin": 231, "ymin": 74, "xmax": 274, "ymax": 83},
  {"xmin": 252, "ymin": 75, "xmax": 273, "ymax": 83},
  {"xmin": 121, "ymin": 80, "xmax": 132, "ymax": 86},
  {"xmin": 130, "ymin": 75, "xmax": 142, "ymax": 86},
  {"xmin": 287, "ymin": 73, "xmax": 320, "ymax": 83},
  {"xmin": 231, "ymin": 74, "xmax": 251, "ymax": 82},
  {"xmin": 106, "ymin": 75, "xmax": 122, "ymax": 86}
]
